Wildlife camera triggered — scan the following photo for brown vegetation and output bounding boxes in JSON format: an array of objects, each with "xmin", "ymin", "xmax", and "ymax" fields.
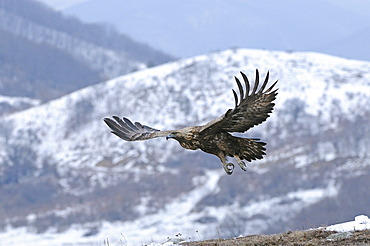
[{"xmin": 182, "ymin": 229, "xmax": 370, "ymax": 246}]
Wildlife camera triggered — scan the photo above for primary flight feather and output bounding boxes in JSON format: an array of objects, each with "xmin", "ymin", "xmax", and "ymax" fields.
[{"xmin": 104, "ymin": 69, "xmax": 278, "ymax": 175}]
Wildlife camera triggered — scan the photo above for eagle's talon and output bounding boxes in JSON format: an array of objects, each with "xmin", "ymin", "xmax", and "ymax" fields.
[
  {"xmin": 223, "ymin": 163, "xmax": 234, "ymax": 175},
  {"xmin": 238, "ymin": 161, "xmax": 247, "ymax": 171}
]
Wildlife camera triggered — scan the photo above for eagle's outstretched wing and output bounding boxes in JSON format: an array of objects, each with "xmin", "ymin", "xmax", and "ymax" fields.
[
  {"xmin": 103, "ymin": 116, "xmax": 172, "ymax": 141},
  {"xmin": 199, "ymin": 69, "xmax": 278, "ymax": 135}
]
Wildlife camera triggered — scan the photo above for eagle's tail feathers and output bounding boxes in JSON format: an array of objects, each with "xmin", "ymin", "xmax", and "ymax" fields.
[{"xmin": 237, "ymin": 138, "xmax": 266, "ymax": 162}]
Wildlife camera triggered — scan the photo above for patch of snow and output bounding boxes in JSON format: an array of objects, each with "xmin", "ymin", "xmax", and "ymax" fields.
[
  {"xmin": 317, "ymin": 141, "xmax": 337, "ymax": 162},
  {"xmin": 1, "ymin": 215, "xmax": 369, "ymax": 246},
  {"xmin": 326, "ymin": 215, "xmax": 370, "ymax": 232},
  {"xmin": 200, "ymin": 180, "xmax": 340, "ymax": 236}
]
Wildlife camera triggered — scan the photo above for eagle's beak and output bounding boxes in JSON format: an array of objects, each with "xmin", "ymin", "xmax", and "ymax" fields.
[{"xmin": 166, "ymin": 133, "xmax": 176, "ymax": 140}]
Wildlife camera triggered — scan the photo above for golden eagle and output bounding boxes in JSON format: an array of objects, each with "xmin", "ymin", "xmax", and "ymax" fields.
[{"xmin": 104, "ymin": 70, "xmax": 278, "ymax": 175}]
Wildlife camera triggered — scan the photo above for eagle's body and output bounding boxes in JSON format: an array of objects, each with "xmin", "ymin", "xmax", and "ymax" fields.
[{"xmin": 104, "ymin": 70, "xmax": 278, "ymax": 175}]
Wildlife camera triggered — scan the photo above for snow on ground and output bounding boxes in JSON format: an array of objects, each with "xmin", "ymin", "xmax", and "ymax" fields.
[
  {"xmin": 326, "ymin": 215, "xmax": 370, "ymax": 232},
  {"xmin": 0, "ymin": 169, "xmax": 224, "ymax": 246},
  {"xmin": 0, "ymin": 214, "xmax": 369, "ymax": 246}
]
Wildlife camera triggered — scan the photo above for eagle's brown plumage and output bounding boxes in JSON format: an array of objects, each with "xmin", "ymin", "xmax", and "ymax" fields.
[{"xmin": 104, "ymin": 70, "xmax": 278, "ymax": 175}]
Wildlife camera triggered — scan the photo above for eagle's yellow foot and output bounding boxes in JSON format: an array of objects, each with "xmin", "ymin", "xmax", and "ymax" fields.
[
  {"xmin": 223, "ymin": 163, "xmax": 234, "ymax": 175},
  {"xmin": 238, "ymin": 161, "xmax": 247, "ymax": 171}
]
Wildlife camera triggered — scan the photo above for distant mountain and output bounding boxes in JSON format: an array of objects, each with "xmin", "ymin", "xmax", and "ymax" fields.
[
  {"xmin": 0, "ymin": 95, "xmax": 40, "ymax": 115},
  {"xmin": 315, "ymin": 26, "xmax": 370, "ymax": 61},
  {"xmin": 0, "ymin": 48, "xmax": 369, "ymax": 244},
  {"xmin": 63, "ymin": 0, "xmax": 370, "ymax": 60},
  {"xmin": 0, "ymin": 0, "xmax": 174, "ymax": 112}
]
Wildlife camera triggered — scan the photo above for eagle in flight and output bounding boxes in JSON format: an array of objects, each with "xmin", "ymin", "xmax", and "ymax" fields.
[{"xmin": 104, "ymin": 70, "xmax": 278, "ymax": 175}]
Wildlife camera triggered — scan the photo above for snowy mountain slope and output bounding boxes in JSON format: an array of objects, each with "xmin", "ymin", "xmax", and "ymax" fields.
[
  {"xmin": 3, "ymin": 49, "xmax": 369, "ymax": 170},
  {"xmin": 0, "ymin": 48, "xmax": 369, "ymax": 244},
  {"xmin": 0, "ymin": 7, "xmax": 142, "ymax": 79},
  {"xmin": 0, "ymin": 0, "xmax": 174, "ymax": 107}
]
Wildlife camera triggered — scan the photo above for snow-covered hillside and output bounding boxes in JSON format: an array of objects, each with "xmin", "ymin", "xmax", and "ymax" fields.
[
  {"xmin": 3, "ymin": 49, "xmax": 370, "ymax": 173},
  {"xmin": 0, "ymin": 1, "xmax": 173, "ymax": 107},
  {"xmin": 0, "ymin": 8, "xmax": 143, "ymax": 78},
  {"xmin": 0, "ymin": 48, "xmax": 369, "ymax": 245}
]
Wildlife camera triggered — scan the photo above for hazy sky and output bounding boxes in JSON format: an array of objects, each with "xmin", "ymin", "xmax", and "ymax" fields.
[
  {"xmin": 37, "ymin": 0, "xmax": 89, "ymax": 10},
  {"xmin": 36, "ymin": 0, "xmax": 370, "ymax": 61},
  {"xmin": 39, "ymin": 0, "xmax": 370, "ymax": 16}
]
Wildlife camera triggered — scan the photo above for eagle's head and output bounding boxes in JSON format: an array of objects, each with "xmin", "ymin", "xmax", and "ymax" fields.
[
  {"xmin": 166, "ymin": 132, "xmax": 179, "ymax": 140},
  {"xmin": 166, "ymin": 127, "xmax": 195, "ymax": 141},
  {"xmin": 166, "ymin": 128, "xmax": 199, "ymax": 150},
  {"xmin": 166, "ymin": 132, "xmax": 192, "ymax": 141}
]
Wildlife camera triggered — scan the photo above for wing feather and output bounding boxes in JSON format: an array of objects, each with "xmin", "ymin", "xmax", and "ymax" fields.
[
  {"xmin": 104, "ymin": 117, "xmax": 172, "ymax": 141},
  {"xmin": 112, "ymin": 116, "xmax": 131, "ymax": 133},
  {"xmin": 258, "ymin": 71, "xmax": 269, "ymax": 93},
  {"xmin": 232, "ymin": 89, "xmax": 238, "ymax": 108},
  {"xmin": 251, "ymin": 70, "xmax": 259, "ymax": 95},
  {"xmin": 235, "ymin": 77, "xmax": 244, "ymax": 101},
  {"xmin": 241, "ymin": 72, "xmax": 250, "ymax": 96},
  {"xmin": 123, "ymin": 117, "xmax": 138, "ymax": 131},
  {"xmin": 200, "ymin": 69, "xmax": 278, "ymax": 135}
]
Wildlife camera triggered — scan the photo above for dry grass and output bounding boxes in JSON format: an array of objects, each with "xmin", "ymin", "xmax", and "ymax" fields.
[{"xmin": 182, "ymin": 229, "xmax": 370, "ymax": 246}]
